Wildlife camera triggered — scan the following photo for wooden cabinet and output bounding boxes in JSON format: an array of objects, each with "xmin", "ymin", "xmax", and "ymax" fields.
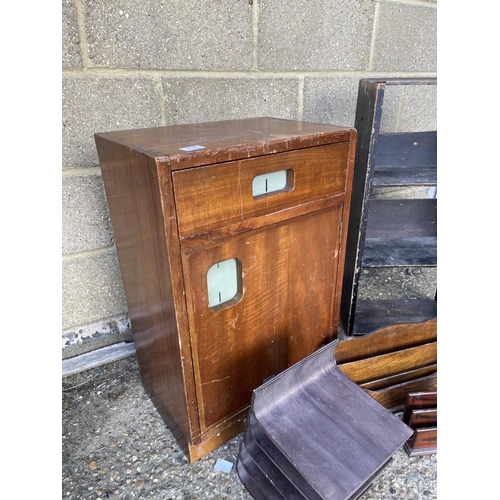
[
  {"xmin": 94, "ymin": 117, "xmax": 356, "ymax": 461},
  {"xmin": 340, "ymin": 79, "xmax": 437, "ymax": 336}
]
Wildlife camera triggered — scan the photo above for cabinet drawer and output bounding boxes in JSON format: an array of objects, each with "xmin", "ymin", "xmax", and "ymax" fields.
[{"xmin": 172, "ymin": 142, "xmax": 349, "ymax": 238}]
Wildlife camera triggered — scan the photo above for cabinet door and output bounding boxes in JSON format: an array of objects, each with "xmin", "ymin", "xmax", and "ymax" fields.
[{"xmin": 181, "ymin": 206, "xmax": 344, "ymax": 431}]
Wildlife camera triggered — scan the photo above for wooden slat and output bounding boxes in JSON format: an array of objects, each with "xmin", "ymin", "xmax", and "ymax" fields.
[
  {"xmin": 383, "ymin": 78, "xmax": 437, "ymax": 86},
  {"xmin": 402, "ymin": 391, "xmax": 438, "ymax": 423},
  {"xmin": 359, "ymin": 364, "xmax": 437, "ymax": 390},
  {"xmin": 373, "ymin": 165, "xmax": 437, "ymax": 187},
  {"xmin": 411, "ymin": 427, "xmax": 438, "ymax": 449},
  {"xmin": 365, "ymin": 373, "xmax": 437, "ymax": 410},
  {"xmin": 338, "ymin": 342, "xmax": 437, "ymax": 384},
  {"xmin": 335, "ymin": 318, "xmax": 437, "ymax": 364},
  {"xmin": 408, "ymin": 409, "xmax": 437, "ymax": 429},
  {"xmin": 405, "ymin": 427, "xmax": 437, "ymax": 457}
]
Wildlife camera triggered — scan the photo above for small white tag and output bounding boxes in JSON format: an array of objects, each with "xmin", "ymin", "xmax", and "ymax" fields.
[
  {"xmin": 179, "ymin": 145, "xmax": 205, "ymax": 152},
  {"xmin": 214, "ymin": 458, "xmax": 233, "ymax": 473}
]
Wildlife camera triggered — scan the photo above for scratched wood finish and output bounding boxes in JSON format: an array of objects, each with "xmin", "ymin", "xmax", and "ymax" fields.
[
  {"xmin": 335, "ymin": 319, "xmax": 437, "ymax": 411},
  {"xmin": 94, "ymin": 118, "xmax": 356, "ymax": 461},
  {"xmin": 237, "ymin": 340, "xmax": 413, "ymax": 500},
  {"xmin": 184, "ymin": 207, "xmax": 343, "ymax": 431},
  {"xmin": 96, "ymin": 116, "xmax": 352, "ymax": 171}
]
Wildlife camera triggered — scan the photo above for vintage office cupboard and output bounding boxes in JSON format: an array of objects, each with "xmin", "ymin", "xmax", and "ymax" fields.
[{"xmin": 94, "ymin": 117, "xmax": 356, "ymax": 461}]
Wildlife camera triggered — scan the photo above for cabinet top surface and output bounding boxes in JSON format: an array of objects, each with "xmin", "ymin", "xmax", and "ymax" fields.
[{"xmin": 94, "ymin": 117, "xmax": 354, "ymax": 170}]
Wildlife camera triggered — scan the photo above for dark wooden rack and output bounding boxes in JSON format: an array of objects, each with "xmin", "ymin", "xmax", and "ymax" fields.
[
  {"xmin": 402, "ymin": 391, "xmax": 437, "ymax": 456},
  {"xmin": 340, "ymin": 78, "xmax": 437, "ymax": 336},
  {"xmin": 237, "ymin": 338, "xmax": 413, "ymax": 500}
]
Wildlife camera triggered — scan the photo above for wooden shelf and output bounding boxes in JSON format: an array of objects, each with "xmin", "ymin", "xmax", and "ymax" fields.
[
  {"xmin": 373, "ymin": 164, "xmax": 436, "ymax": 188},
  {"xmin": 352, "ymin": 299, "xmax": 437, "ymax": 335},
  {"xmin": 374, "ymin": 131, "xmax": 436, "ymax": 173},
  {"xmin": 361, "ymin": 237, "xmax": 437, "ymax": 267},
  {"xmin": 365, "ymin": 199, "xmax": 437, "ymax": 239}
]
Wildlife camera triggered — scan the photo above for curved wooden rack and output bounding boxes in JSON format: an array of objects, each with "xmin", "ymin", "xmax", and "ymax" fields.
[
  {"xmin": 237, "ymin": 335, "xmax": 414, "ymax": 499},
  {"xmin": 336, "ymin": 318, "xmax": 437, "ymax": 411}
]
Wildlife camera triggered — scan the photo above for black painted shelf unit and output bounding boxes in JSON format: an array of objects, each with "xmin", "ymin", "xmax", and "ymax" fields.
[{"xmin": 340, "ymin": 78, "xmax": 437, "ymax": 336}]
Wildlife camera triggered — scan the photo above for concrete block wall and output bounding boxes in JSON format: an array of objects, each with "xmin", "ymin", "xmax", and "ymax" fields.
[{"xmin": 62, "ymin": 0, "xmax": 437, "ymax": 359}]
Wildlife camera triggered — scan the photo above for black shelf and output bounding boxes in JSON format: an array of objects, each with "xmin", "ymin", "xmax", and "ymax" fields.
[
  {"xmin": 340, "ymin": 78, "xmax": 437, "ymax": 337},
  {"xmin": 374, "ymin": 131, "xmax": 437, "ymax": 168},
  {"xmin": 361, "ymin": 237, "xmax": 437, "ymax": 268},
  {"xmin": 352, "ymin": 299, "xmax": 437, "ymax": 335},
  {"xmin": 373, "ymin": 131, "xmax": 437, "ymax": 188}
]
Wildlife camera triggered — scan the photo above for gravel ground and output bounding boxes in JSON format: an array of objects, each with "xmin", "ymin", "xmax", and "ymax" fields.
[{"xmin": 62, "ymin": 354, "xmax": 437, "ymax": 500}]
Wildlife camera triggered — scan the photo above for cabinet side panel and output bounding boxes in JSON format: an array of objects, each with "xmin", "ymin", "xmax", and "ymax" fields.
[
  {"xmin": 94, "ymin": 136, "xmax": 194, "ymax": 450},
  {"xmin": 332, "ymin": 130, "xmax": 357, "ymax": 337}
]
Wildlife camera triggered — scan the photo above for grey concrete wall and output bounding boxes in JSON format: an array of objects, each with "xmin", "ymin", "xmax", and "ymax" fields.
[{"xmin": 62, "ymin": 0, "xmax": 437, "ymax": 359}]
